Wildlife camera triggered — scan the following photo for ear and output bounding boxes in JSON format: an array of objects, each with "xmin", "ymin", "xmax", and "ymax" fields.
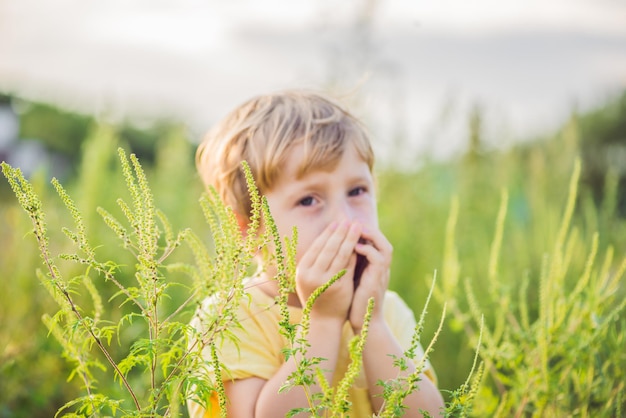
[{"xmin": 235, "ymin": 212, "xmax": 249, "ymax": 237}]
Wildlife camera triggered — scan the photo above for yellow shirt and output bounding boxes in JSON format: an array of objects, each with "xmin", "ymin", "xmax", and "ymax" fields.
[{"xmin": 188, "ymin": 283, "xmax": 436, "ymax": 417}]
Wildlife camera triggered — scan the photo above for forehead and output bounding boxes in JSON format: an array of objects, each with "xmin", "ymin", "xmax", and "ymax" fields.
[
  {"xmin": 294, "ymin": 134, "xmax": 371, "ymax": 178},
  {"xmin": 276, "ymin": 142, "xmax": 372, "ymax": 188}
]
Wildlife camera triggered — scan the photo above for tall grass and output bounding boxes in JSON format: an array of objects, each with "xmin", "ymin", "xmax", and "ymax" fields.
[{"xmin": 377, "ymin": 117, "xmax": 626, "ymax": 416}]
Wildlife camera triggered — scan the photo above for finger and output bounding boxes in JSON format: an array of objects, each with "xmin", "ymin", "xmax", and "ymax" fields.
[
  {"xmin": 354, "ymin": 241, "xmax": 385, "ymax": 267},
  {"xmin": 358, "ymin": 227, "xmax": 392, "ymax": 258},
  {"xmin": 354, "ymin": 239, "xmax": 391, "ymax": 287},
  {"xmin": 311, "ymin": 220, "xmax": 359, "ymax": 271},
  {"xmin": 298, "ymin": 221, "xmax": 340, "ymax": 269},
  {"xmin": 326, "ymin": 221, "xmax": 362, "ymax": 273}
]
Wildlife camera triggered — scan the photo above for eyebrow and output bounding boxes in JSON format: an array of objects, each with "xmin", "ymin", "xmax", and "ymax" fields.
[{"xmin": 295, "ymin": 171, "xmax": 373, "ymax": 191}]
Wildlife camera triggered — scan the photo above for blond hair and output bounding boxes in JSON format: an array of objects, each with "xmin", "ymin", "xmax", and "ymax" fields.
[{"xmin": 196, "ymin": 90, "xmax": 374, "ymax": 219}]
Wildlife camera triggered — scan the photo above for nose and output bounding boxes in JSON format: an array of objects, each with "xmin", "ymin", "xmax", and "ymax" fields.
[{"xmin": 329, "ymin": 197, "xmax": 357, "ymax": 223}]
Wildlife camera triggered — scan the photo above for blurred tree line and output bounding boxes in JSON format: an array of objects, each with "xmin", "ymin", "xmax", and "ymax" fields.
[
  {"xmin": 463, "ymin": 91, "xmax": 626, "ymax": 217},
  {"xmin": 576, "ymin": 92, "xmax": 626, "ymax": 216},
  {"xmin": 0, "ymin": 92, "xmax": 190, "ymax": 181}
]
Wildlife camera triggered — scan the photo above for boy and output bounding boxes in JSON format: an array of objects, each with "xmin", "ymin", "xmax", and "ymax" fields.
[{"xmin": 189, "ymin": 90, "xmax": 444, "ymax": 417}]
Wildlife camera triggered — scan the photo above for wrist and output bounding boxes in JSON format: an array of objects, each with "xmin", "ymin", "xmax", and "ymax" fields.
[
  {"xmin": 304, "ymin": 315, "xmax": 346, "ymax": 355},
  {"xmin": 352, "ymin": 313, "xmax": 386, "ymax": 334},
  {"xmin": 308, "ymin": 312, "xmax": 346, "ymax": 332}
]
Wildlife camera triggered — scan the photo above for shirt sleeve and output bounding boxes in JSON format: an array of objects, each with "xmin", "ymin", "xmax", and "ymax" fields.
[
  {"xmin": 195, "ymin": 294, "xmax": 284, "ymax": 382},
  {"xmin": 188, "ymin": 294, "xmax": 285, "ymax": 418}
]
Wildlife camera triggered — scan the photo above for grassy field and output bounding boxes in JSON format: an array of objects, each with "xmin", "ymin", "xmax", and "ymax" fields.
[{"xmin": 1, "ymin": 96, "xmax": 625, "ymax": 417}]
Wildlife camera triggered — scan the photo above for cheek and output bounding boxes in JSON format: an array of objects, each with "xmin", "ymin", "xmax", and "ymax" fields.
[
  {"xmin": 294, "ymin": 227, "xmax": 318, "ymax": 258},
  {"xmin": 356, "ymin": 203, "xmax": 379, "ymax": 228},
  {"xmin": 291, "ymin": 221, "xmax": 328, "ymax": 262}
]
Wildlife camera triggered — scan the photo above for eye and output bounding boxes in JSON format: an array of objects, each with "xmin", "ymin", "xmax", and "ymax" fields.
[
  {"xmin": 298, "ymin": 196, "xmax": 316, "ymax": 207},
  {"xmin": 348, "ymin": 186, "xmax": 367, "ymax": 197}
]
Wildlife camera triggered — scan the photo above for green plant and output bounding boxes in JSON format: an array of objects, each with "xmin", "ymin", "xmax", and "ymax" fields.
[
  {"xmin": 437, "ymin": 160, "xmax": 626, "ymax": 417},
  {"xmin": 2, "ymin": 149, "xmax": 478, "ymax": 417},
  {"xmin": 3, "ymin": 149, "xmax": 209, "ymax": 416}
]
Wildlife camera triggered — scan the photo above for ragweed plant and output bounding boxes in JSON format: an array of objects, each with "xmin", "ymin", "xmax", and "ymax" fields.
[
  {"xmin": 2, "ymin": 149, "xmax": 478, "ymax": 417},
  {"xmin": 1, "ymin": 151, "xmax": 272, "ymax": 417}
]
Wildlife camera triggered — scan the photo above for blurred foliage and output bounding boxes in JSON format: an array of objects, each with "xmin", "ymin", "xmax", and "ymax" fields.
[
  {"xmin": 376, "ymin": 91, "xmax": 626, "ymax": 416},
  {"xmin": 16, "ymin": 100, "xmax": 92, "ymax": 158},
  {"xmin": 576, "ymin": 91, "xmax": 626, "ymax": 216},
  {"xmin": 10, "ymin": 95, "xmax": 184, "ymax": 169},
  {"xmin": 1, "ymin": 91, "xmax": 625, "ymax": 416}
]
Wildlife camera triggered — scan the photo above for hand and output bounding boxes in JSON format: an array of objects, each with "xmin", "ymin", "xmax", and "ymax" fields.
[
  {"xmin": 349, "ymin": 227, "xmax": 392, "ymax": 331},
  {"xmin": 295, "ymin": 220, "xmax": 363, "ymax": 320}
]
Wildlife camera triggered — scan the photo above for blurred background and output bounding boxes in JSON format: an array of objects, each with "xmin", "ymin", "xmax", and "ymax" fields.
[
  {"xmin": 1, "ymin": 0, "xmax": 625, "ymax": 164},
  {"xmin": 1, "ymin": 1, "xmax": 626, "ymax": 417}
]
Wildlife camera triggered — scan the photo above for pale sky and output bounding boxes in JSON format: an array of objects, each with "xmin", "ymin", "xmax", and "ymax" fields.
[{"xmin": 1, "ymin": 0, "xmax": 625, "ymax": 161}]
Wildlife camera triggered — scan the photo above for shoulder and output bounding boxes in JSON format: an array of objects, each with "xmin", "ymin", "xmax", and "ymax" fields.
[
  {"xmin": 189, "ymin": 283, "xmax": 287, "ymax": 381},
  {"xmin": 190, "ymin": 282, "xmax": 280, "ymax": 335},
  {"xmin": 383, "ymin": 289, "xmax": 409, "ymax": 305},
  {"xmin": 381, "ymin": 290, "xmax": 417, "ymax": 349},
  {"xmin": 383, "ymin": 290, "xmax": 415, "ymax": 323}
]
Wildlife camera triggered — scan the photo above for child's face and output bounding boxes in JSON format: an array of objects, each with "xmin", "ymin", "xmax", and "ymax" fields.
[{"xmin": 263, "ymin": 142, "xmax": 378, "ymax": 265}]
